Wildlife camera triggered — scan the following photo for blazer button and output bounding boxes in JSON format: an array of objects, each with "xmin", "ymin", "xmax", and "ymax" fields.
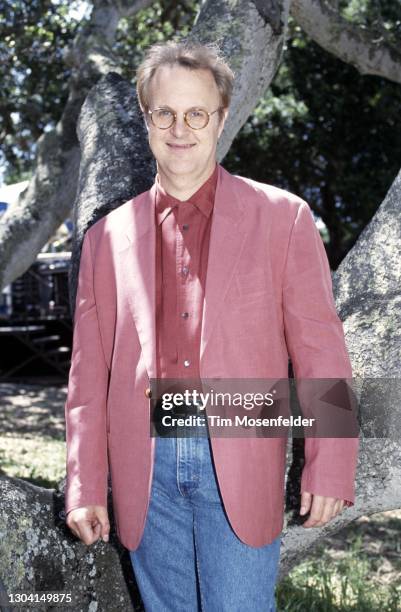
[{"xmin": 144, "ymin": 387, "xmax": 152, "ymax": 399}]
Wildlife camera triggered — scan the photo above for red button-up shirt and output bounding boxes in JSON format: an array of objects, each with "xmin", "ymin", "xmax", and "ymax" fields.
[{"xmin": 155, "ymin": 163, "xmax": 218, "ymax": 380}]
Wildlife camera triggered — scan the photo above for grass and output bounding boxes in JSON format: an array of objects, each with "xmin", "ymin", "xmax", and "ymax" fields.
[
  {"xmin": 2, "ymin": 433, "xmax": 400, "ymax": 611},
  {"xmin": 277, "ymin": 534, "xmax": 401, "ymax": 611},
  {"xmin": 0, "ymin": 433, "xmax": 66, "ymax": 489},
  {"xmin": 0, "ymin": 377, "xmax": 400, "ymax": 611}
]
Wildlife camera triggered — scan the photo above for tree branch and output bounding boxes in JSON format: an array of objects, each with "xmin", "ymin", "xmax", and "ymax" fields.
[
  {"xmin": 192, "ymin": 0, "xmax": 291, "ymax": 160},
  {"xmin": 0, "ymin": 0, "xmax": 154, "ymax": 290},
  {"xmin": 67, "ymin": 0, "xmax": 292, "ymax": 306},
  {"xmin": 290, "ymin": 0, "xmax": 401, "ymax": 85}
]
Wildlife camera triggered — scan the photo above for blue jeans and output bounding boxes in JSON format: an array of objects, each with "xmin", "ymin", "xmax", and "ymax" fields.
[{"xmin": 129, "ymin": 424, "xmax": 281, "ymax": 611}]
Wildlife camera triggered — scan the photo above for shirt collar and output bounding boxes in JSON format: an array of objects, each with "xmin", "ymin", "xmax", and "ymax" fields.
[{"xmin": 155, "ymin": 163, "xmax": 218, "ymax": 225}]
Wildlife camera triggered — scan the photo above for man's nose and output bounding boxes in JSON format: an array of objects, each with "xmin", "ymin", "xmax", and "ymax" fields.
[{"xmin": 170, "ymin": 113, "xmax": 189, "ymax": 138}]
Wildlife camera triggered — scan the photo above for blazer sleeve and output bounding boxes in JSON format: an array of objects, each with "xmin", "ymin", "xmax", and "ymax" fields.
[
  {"xmin": 64, "ymin": 229, "xmax": 109, "ymax": 515},
  {"xmin": 282, "ymin": 200, "xmax": 359, "ymax": 505}
]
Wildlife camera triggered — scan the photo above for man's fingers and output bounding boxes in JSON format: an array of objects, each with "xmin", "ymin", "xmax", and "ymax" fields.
[
  {"xmin": 300, "ymin": 491, "xmax": 312, "ymax": 515},
  {"xmin": 332, "ymin": 499, "xmax": 341, "ymax": 518},
  {"xmin": 79, "ymin": 519, "xmax": 99, "ymax": 545},
  {"xmin": 305, "ymin": 495, "xmax": 326, "ymax": 527},
  {"xmin": 301, "ymin": 495, "xmax": 346, "ymax": 528},
  {"xmin": 333, "ymin": 499, "xmax": 345, "ymax": 518},
  {"xmin": 320, "ymin": 498, "xmax": 336, "ymax": 525},
  {"xmin": 92, "ymin": 521, "xmax": 101, "ymax": 539},
  {"xmin": 96, "ymin": 507, "xmax": 110, "ymax": 542},
  {"xmin": 66, "ymin": 506, "xmax": 110, "ymax": 545},
  {"xmin": 302, "ymin": 494, "xmax": 337, "ymax": 528},
  {"xmin": 71, "ymin": 516, "xmax": 98, "ymax": 545}
]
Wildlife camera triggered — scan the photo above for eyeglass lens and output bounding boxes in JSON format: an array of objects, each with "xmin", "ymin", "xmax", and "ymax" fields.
[{"xmin": 152, "ymin": 108, "xmax": 209, "ymax": 129}]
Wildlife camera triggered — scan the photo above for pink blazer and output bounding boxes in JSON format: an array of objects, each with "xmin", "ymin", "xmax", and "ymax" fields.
[{"xmin": 64, "ymin": 164, "xmax": 359, "ymax": 550}]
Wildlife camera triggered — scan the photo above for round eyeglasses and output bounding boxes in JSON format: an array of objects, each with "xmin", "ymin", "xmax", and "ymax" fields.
[{"xmin": 147, "ymin": 106, "xmax": 222, "ymax": 130}]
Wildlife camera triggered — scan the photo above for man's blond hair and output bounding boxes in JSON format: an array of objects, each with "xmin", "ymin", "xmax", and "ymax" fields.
[{"xmin": 136, "ymin": 40, "xmax": 234, "ymax": 117}]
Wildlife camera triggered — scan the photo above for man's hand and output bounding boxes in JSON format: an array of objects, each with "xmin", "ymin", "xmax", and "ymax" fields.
[
  {"xmin": 300, "ymin": 492, "xmax": 345, "ymax": 528},
  {"xmin": 66, "ymin": 505, "xmax": 110, "ymax": 545}
]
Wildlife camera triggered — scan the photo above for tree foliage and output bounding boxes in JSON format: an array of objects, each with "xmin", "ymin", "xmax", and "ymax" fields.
[
  {"xmin": 0, "ymin": 0, "xmax": 400, "ymax": 268},
  {"xmin": 0, "ymin": 0, "xmax": 78, "ymax": 181},
  {"xmin": 224, "ymin": 16, "xmax": 401, "ymax": 268},
  {"xmin": 0, "ymin": 1, "xmax": 198, "ymax": 182}
]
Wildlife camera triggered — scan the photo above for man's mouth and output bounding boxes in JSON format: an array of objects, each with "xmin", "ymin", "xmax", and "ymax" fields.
[{"xmin": 167, "ymin": 143, "xmax": 196, "ymax": 149}]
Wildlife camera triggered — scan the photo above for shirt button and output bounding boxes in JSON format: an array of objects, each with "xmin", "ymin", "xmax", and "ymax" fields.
[
  {"xmin": 182, "ymin": 266, "xmax": 189, "ymax": 276},
  {"xmin": 144, "ymin": 387, "xmax": 152, "ymax": 399},
  {"xmin": 181, "ymin": 312, "xmax": 189, "ymax": 319},
  {"xmin": 182, "ymin": 224, "xmax": 189, "ymax": 230},
  {"xmin": 184, "ymin": 360, "xmax": 191, "ymax": 367}
]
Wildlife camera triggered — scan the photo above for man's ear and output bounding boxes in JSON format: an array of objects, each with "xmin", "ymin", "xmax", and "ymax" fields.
[
  {"xmin": 140, "ymin": 107, "xmax": 150, "ymax": 133},
  {"xmin": 218, "ymin": 107, "xmax": 229, "ymax": 139}
]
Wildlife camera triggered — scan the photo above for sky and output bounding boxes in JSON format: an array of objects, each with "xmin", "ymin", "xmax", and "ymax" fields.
[{"xmin": 64, "ymin": 0, "xmax": 91, "ymax": 22}]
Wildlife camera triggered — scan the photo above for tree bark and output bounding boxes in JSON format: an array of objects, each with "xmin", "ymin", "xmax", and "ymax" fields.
[
  {"xmin": 1, "ymin": 107, "xmax": 401, "ymax": 610},
  {"xmin": 1, "ymin": 0, "xmax": 401, "ymax": 604},
  {"xmin": 278, "ymin": 173, "xmax": 401, "ymax": 575},
  {"xmin": 0, "ymin": 0, "xmax": 291, "ymax": 292},
  {"xmin": 0, "ymin": 0, "xmax": 154, "ymax": 291},
  {"xmin": 0, "ymin": 475, "xmax": 144, "ymax": 611},
  {"xmin": 2, "ymin": 0, "xmax": 400, "ymax": 288},
  {"xmin": 290, "ymin": 0, "xmax": 401, "ymax": 84},
  {"xmin": 68, "ymin": 0, "xmax": 291, "ymax": 309},
  {"xmin": 193, "ymin": 0, "xmax": 291, "ymax": 161}
]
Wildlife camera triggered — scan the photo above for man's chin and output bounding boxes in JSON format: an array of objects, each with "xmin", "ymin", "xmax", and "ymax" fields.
[{"xmin": 160, "ymin": 159, "xmax": 199, "ymax": 176}]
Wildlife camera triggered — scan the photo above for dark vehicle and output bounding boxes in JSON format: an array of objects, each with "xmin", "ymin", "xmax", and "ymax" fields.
[{"xmin": 0, "ymin": 252, "xmax": 73, "ymax": 382}]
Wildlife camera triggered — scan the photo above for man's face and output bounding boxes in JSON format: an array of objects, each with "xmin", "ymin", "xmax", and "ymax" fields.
[{"xmin": 145, "ymin": 64, "xmax": 228, "ymax": 182}]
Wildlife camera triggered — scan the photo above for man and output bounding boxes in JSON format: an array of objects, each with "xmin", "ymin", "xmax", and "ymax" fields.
[{"xmin": 65, "ymin": 40, "xmax": 359, "ymax": 611}]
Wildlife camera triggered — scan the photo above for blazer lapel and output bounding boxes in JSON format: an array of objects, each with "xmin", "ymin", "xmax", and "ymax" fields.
[
  {"xmin": 118, "ymin": 165, "xmax": 251, "ymax": 378},
  {"xmin": 118, "ymin": 184, "xmax": 157, "ymax": 379},
  {"xmin": 200, "ymin": 165, "xmax": 251, "ymax": 364}
]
